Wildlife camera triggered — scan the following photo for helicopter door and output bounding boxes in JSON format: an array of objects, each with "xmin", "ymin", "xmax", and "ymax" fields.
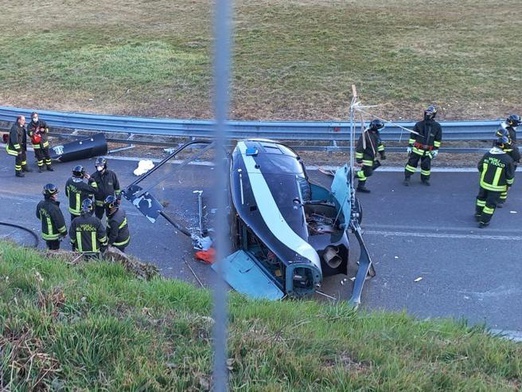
[{"xmin": 212, "ymin": 250, "xmax": 285, "ymax": 300}]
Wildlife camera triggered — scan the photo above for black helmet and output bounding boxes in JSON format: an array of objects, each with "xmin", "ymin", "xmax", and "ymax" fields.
[
  {"xmin": 72, "ymin": 165, "xmax": 85, "ymax": 178},
  {"xmin": 369, "ymin": 119, "xmax": 385, "ymax": 131},
  {"xmin": 506, "ymin": 114, "xmax": 521, "ymax": 127},
  {"xmin": 81, "ymin": 198, "xmax": 94, "ymax": 215},
  {"xmin": 95, "ymin": 157, "xmax": 107, "ymax": 170},
  {"xmin": 42, "ymin": 183, "xmax": 59, "ymax": 198},
  {"xmin": 495, "ymin": 135, "xmax": 509, "ymax": 148},
  {"xmin": 424, "ymin": 105, "xmax": 437, "ymax": 120},
  {"xmin": 495, "ymin": 127, "xmax": 510, "ymax": 140},
  {"xmin": 104, "ymin": 194, "xmax": 118, "ymax": 210}
]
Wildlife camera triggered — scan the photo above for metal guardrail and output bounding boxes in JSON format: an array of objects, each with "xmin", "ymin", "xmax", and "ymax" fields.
[{"xmin": 0, "ymin": 105, "xmax": 501, "ymax": 144}]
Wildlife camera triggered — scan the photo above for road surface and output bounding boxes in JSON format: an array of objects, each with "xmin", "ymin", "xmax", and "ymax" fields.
[{"xmin": 1, "ymin": 150, "xmax": 521, "ymax": 336}]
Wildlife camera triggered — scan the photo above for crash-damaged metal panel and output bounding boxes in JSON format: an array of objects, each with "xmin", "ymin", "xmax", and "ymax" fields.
[
  {"xmin": 212, "ymin": 250, "xmax": 285, "ymax": 300},
  {"xmin": 331, "ymin": 164, "xmax": 352, "ymax": 232}
]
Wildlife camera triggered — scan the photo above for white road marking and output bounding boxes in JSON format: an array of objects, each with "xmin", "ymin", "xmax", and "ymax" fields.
[{"xmin": 363, "ymin": 229, "xmax": 522, "ymax": 241}]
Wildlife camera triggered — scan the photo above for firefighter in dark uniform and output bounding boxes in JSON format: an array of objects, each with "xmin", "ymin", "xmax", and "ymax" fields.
[
  {"xmin": 65, "ymin": 165, "xmax": 98, "ymax": 222},
  {"xmin": 6, "ymin": 115, "xmax": 31, "ymax": 177},
  {"xmin": 355, "ymin": 119, "xmax": 386, "ymax": 193},
  {"xmin": 403, "ymin": 105, "xmax": 442, "ymax": 186},
  {"xmin": 494, "ymin": 114, "xmax": 521, "ymax": 207},
  {"xmin": 475, "ymin": 136, "xmax": 515, "ymax": 228},
  {"xmin": 496, "ymin": 114, "xmax": 521, "ymax": 164},
  {"xmin": 36, "ymin": 183, "xmax": 67, "ymax": 250},
  {"xmin": 27, "ymin": 111, "xmax": 54, "ymax": 172},
  {"xmin": 90, "ymin": 157, "xmax": 121, "ymax": 220},
  {"xmin": 69, "ymin": 198, "xmax": 108, "ymax": 257},
  {"xmin": 104, "ymin": 195, "xmax": 131, "ymax": 252}
]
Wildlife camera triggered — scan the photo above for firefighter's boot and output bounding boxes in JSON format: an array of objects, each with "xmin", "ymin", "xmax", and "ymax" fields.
[
  {"xmin": 403, "ymin": 177, "xmax": 410, "ymax": 186},
  {"xmin": 22, "ymin": 165, "xmax": 32, "ymax": 173},
  {"xmin": 47, "ymin": 165, "xmax": 54, "ymax": 172},
  {"xmin": 356, "ymin": 181, "xmax": 371, "ymax": 193},
  {"xmin": 15, "ymin": 170, "xmax": 25, "ymax": 178}
]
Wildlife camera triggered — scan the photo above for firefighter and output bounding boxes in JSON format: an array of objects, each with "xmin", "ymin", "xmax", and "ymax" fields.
[
  {"xmin": 6, "ymin": 115, "xmax": 31, "ymax": 177},
  {"xmin": 403, "ymin": 105, "xmax": 442, "ymax": 186},
  {"xmin": 104, "ymin": 195, "xmax": 131, "ymax": 252},
  {"xmin": 36, "ymin": 183, "xmax": 67, "ymax": 250},
  {"xmin": 494, "ymin": 114, "xmax": 521, "ymax": 208},
  {"xmin": 475, "ymin": 136, "xmax": 515, "ymax": 228},
  {"xmin": 90, "ymin": 157, "xmax": 121, "ymax": 220},
  {"xmin": 65, "ymin": 165, "xmax": 98, "ymax": 222},
  {"xmin": 355, "ymin": 119, "xmax": 386, "ymax": 193},
  {"xmin": 27, "ymin": 111, "xmax": 54, "ymax": 172},
  {"xmin": 495, "ymin": 114, "xmax": 521, "ymax": 164},
  {"xmin": 69, "ymin": 198, "xmax": 108, "ymax": 257}
]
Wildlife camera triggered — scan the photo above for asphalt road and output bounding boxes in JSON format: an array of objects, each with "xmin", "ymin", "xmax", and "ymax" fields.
[{"xmin": 1, "ymin": 149, "xmax": 521, "ymax": 336}]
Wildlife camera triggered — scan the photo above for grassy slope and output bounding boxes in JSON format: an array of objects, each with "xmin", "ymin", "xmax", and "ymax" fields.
[
  {"xmin": 1, "ymin": 241, "xmax": 521, "ymax": 391},
  {"xmin": 0, "ymin": 0, "xmax": 520, "ymax": 120}
]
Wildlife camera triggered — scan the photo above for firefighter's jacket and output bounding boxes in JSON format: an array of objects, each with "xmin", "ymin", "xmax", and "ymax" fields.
[
  {"xmin": 65, "ymin": 177, "xmax": 97, "ymax": 216},
  {"xmin": 356, "ymin": 129, "xmax": 385, "ymax": 166},
  {"xmin": 478, "ymin": 147, "xmax": 515, "ymax": 192},
  {"xmin": 408, "ymin": 119, "xmax": 442, "ymax": 155},
  {"xmin": 6, "ymin": 122, "xmax": 27, "ymax": 156},
  {"xmin": 36, "ymin": 199, "xmax": 67, "ymax": 241},
  {"xmin": 27, "ymin": 119, "xmax": 50, "ymax": 149},
  {"xmin": 90, "ymin": 169, "xmax": 121, "ymax": 207},
  {"xmin": 69, "ymin": 214, "xmax": 108, "ymax": 253},
  {"xmin": 106, "ymin": 208, "xmax": 130, "ymax": 248}
]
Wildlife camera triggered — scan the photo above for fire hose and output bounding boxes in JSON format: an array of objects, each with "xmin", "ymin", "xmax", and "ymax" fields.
[{"xmin": 0, "ymin": 222, "xmax": 40, "ymax": 248}]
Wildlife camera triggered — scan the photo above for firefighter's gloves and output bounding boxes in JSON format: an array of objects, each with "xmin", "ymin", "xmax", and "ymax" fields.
[
  {"xmin": 430, "ymin": 150, "xmax": 439, "ymax": 159},
  {"xmin": 406, "ymin": 146, "xmax": 412, "ymax": 154}
]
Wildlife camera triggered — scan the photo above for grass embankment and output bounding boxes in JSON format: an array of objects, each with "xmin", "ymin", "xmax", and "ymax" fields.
[
  {"xmin": 0, "ymin": 1, "xmax": 520, "ymax": 120},
  {"xmin": 1, "ymin": 241, "xmax": 520, "ymax": 391}
]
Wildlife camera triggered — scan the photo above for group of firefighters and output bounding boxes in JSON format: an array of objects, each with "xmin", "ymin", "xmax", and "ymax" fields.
[
  {"xmin": 33, "ymin": 156, "xmax": 130, "ymax": 257},
  {"xmin": 6, "ymin": 112, "xmax": 54, "ymax": 176},
  {"xmin": 354, "ymin": 106, "xmax": 520, "ymax": 228},
  {"xmin": 5, "ymin": 112, "xmax": 131, "ymax": 256},
  {"xmin": 35, "ymin": 156, "xmax": 130, "ymax": 256}
]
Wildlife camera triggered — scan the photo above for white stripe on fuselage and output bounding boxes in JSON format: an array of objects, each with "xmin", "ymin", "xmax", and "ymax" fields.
[{"xmin": 237, "ymin": 142, "xmax": 320, "ymax": 266}]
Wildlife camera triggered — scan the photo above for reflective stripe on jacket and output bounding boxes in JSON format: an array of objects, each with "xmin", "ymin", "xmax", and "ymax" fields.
[
  {"xmin": 6, "ymin": 123, "xmax": 26, "ymax": 156},
  {"xmin": 478, "ymin": 148, "xmax": 515, "ymax": 192},
  {"xmin": 36, "ymin": 199, "xmax": 67, "ymax": 241},
  {"xmin": 355, "ymin": 129, "xmax": 384, "ymax": 165},
  {"xmin": 69, "ymin": 214, "xmax": 108, "ymax": 253},
  {"xmin": 65, "ymin": 177, "xmax": 97, "ymax": 215},
  {"xmin": 106, "ymin": 208, "xmax": 130, "ymax": 247}
]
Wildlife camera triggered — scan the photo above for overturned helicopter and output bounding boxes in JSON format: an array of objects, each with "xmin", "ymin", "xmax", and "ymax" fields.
[{"xmin": 122, "ymin": 138, "xmax": 375, "ymax": 305}]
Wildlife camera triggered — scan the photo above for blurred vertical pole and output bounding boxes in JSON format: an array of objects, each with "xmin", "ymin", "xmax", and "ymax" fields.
[{"xmin": 212, "ymin": 0, "xmax": 233, "ymax": 390}]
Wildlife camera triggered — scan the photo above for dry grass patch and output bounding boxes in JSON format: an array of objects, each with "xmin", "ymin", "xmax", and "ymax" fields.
[{"xmin": 0, "ymin": 0, "xmax": 520, "ymax": 121}]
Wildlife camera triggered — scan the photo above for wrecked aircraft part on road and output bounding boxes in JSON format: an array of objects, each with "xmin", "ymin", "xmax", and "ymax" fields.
[
  {"xmin": 122, "ymin": 138, "xmax": 376, "ymax": 304},
  {"xmin": 219, "ymin": 139, "xmax": 373, "ymax": 301},
  {"xmin": 50, "ymin": 133, "xmax": 108, "ymax": 162},
  {"xmin": 121, "ymin": 139, "xmax": 215, "ymax": 248}
]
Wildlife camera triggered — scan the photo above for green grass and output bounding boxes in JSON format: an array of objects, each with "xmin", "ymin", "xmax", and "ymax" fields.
[
  {"xmin": 0, "ymin": 0, "xmax": 520, "ymax": 120},
  {"xmin": 1, "ymin": 240, "xmax": 521, "ymax": 391}
]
